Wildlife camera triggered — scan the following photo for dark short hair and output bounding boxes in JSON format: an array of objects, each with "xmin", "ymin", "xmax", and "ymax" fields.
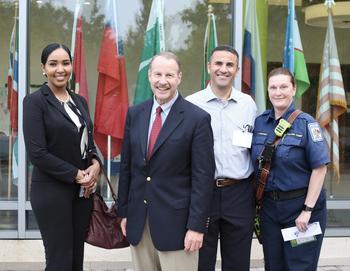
[
  {"xmin": 268, "ymin": 67, "xmax": 296, "ymax": 87},
  {"xmin": 41, "ymin": 43, "xmax": 72, "ymax": 65},
  {"xmin": 209, "ymin": 45, "xmax": 239, "ymax": 63},
  {"xmin": 149, "ymin": 51, "xmax": 181, "ymax": 73}
]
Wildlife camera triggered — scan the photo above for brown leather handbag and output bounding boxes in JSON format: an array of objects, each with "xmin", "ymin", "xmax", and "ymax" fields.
[{"xmin": 85, "ymin": 166, "xmax": 129, "ymax": 249}]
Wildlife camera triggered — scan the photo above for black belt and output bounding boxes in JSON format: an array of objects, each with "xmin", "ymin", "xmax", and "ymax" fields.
[{"xmin": 264, "ymin": 188, "xmax": 307, "ymax": 201}]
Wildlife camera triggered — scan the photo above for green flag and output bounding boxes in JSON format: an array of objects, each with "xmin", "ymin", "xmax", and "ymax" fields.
[
  {"xmin": 201, "ymin": 8, "xmax": 218, "ymax": 90},
  {"xmin": 283, "ymin": 0, "xmax": 310, "ymax": 98},
  {"xmin": 133, "ymin": 0, "xmax": 165, "ymax": 105}
]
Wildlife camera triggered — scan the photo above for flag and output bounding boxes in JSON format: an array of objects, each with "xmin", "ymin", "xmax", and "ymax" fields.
[
  {"xmin": 242, "ymin": 0, "xmax": 266, "ymax": 114},
  {"xmin": 94, "ymin": 0, "xmax": 129, "ymax": 159},
  {"xmin": 7, "ymin": 17, "xmax": 18, "ymax": 133},
  {"xmin": 7, "ymin": 13, "xmax": 19, "ymax": 186},
  {"xmin": 283, "ymin": 0, "xmax": 310, "ymax": 98},
  {"xmin": 201, "ymin": 7, "xmax": 217, "ymax": 89},
  {"xmin": 71, "ymin": 3, "xmax": 89, "ymax": 102},
  {"xmin": 133, "ymin": 0, "xmax": 165, "ymax": 105},
  {"xmin": 316, "ymin": 8, "xmax": 347, "ymax": 182}
]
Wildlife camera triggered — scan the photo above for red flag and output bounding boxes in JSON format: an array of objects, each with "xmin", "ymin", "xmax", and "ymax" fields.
[
  {"xmin": 8, "ymin": 18, "xmax": 18, "ymax": 133},
  {"xmin": 73, "ymin": 16, "xmax": 89, "ymax": 102},
  {"xmin": 94, "ymin": 19, "xmax": 129, "ymax": 159}
]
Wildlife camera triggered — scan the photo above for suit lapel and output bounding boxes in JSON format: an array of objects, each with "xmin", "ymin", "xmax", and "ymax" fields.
[
  {"xmin": 139, "ymin": 100, "xmax": 153, "ymax": 159},
  {"xmin": 40, "ymin": 85, "xmax": 75, "ymax": 125},
  {"xmin": 150, "ymin": 95, "xmax": 184, "ymax": 159}
]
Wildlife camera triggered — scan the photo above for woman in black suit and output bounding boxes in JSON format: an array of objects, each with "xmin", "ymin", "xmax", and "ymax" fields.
[{"xmin": 23, "ymin": 43, "xmax": 101, "ymax": 271}]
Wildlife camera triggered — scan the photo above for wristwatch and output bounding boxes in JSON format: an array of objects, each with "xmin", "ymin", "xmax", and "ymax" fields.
[{"xmin": 303, "ymin": 204, "xmax": 314, "ymax": 212}]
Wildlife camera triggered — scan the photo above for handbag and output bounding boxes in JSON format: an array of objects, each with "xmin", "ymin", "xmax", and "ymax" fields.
[{"xmin": 85, "ymin": 165, "xmax": 129, "ymax": 249}]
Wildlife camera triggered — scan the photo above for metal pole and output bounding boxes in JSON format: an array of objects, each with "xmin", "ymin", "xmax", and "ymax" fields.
[
  {"xmin": 231, "ymin": 0, "xmax": 243, "ymax": 91},
  {"xmin": 107, "ymin": 135, "xmax": 111, "ymax": 199},
  {"xmin": 18, "ymin": 0, "xmax": 29, "ymax": 239}
]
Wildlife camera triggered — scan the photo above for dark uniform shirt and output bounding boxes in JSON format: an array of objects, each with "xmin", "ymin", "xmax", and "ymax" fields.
[{"xmin": 251, "ymin": 102, "xmax": 330, "ymax": 192}]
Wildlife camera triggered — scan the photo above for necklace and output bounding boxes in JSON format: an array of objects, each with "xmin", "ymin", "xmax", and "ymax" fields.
[{"xmin": 55, "ymin": 90, "xmax": 70, "ymax": 104}]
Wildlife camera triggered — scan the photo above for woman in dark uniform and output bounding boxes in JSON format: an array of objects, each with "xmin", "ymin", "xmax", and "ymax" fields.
[
  {"xmin": 23, "ymin": 43, "xmax": 101, "ymax": 271},
  {"xmin": 251, "ymin": 67, "xmax": 329, "ymax": 271}
]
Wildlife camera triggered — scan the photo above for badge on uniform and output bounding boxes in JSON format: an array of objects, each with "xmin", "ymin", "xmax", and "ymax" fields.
[{"xmin": 308, "ymin": 123, "xmax": 323, "ymax": 142}]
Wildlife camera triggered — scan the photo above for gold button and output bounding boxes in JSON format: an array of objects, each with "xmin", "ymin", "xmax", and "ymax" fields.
[
  {"xmin": 143, "ymin": 200, "xmax": 147, "ymax": 204},
  {"xmin": 146, "ymin": 177, "xmax": 151, "ymax": 182}
]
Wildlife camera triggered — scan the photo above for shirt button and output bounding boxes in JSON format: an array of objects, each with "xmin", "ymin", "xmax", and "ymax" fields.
[
  {"xmin": 143, "ymin": 200, "xmax": 147, "ymax": 204},
  {"xmin": 146, "ymin": 177, "xmax": 151, "ymax": 182}
]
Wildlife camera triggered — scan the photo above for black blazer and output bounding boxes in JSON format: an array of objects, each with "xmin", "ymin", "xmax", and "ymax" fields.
[
  {"xmin": 23, "ymin": 84, "xmax": 98, "ymax": 183},
  {"xmin": 117, "ymin": 95, "xmax": 215, "ymax": 251}
]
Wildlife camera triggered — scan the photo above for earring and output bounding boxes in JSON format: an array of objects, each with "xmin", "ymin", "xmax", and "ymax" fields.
[{"xmin": 42, "ymin": 72, "xmax": 46, "ymax": 76}]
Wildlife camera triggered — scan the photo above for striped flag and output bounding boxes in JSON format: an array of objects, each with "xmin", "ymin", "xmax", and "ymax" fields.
[
  {"xmin": 7, "ymin": 13, "xmax": 19, "ymax": 186},
  {"xmin": 316, "ymin": 8, "xmax": 347, "ymax": 182},
  {"xmin": 283, "ymin": 0, "xmax": 310, "ymax": 98},
  {"xmin": 7, "ymin": 17, "xmax": 19, "ymax": 133},
  {"xmin": 71, "ymin": 2, "xmax": 89, "ymax": 103},
  {"xmin": 242, "ymin": 0, "xmax": 265, "ymax": 114},
  {"xmin": 133, "ymin": 0, "xmax": 165, "ymax": 105},
  {"xmin": 94, "ymin": 0, "xmax": 129, "ymax": 159},
  {"xmin": 201, "ymin": 6, "xmax": 217, "ymax": 89}
]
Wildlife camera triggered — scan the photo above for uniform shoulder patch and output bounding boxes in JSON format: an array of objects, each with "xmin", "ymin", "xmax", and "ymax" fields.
[{"xmin": 308, "ymin": 122, "xmax": 323, "ymax": 142}]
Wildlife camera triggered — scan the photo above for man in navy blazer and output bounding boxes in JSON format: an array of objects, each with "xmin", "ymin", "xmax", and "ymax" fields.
[{"xmin": 118, "ymin": 52, "xmax": 215, "ymax": 271}]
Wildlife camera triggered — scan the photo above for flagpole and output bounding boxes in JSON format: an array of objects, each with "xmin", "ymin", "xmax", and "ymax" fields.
[
  {"xmin": 325, "ymin": 0, "xmax": 335, "ymax": 197},
  {"xmin": 325, "ymin": 1, "xmax": 335, "ymax": 199},
  {"xmin": 7, "ymin": 4, "xmax": 18, "ymax": 199},
  {"xmin": 107, "ymin": 135, "xmax": 111, "ymax": 199},
  {"xmin": 71, "ymin": 0, "xmax": 81, "ymax": 60}
]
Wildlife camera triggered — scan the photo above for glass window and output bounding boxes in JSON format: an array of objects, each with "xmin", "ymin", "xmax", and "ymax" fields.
[
  {"xmin": 0, "ymin": 1, "xmax": 19, "ymax": 201},
  {"xmin": 26, "ymin": 210, "xmax": 38, "ymax": 230},
  {"xmin": 0, "ymin": 210, "xmax": 18, "ymax": 230},
  {"xmin": 327, "ymin": 210, "xmax": 350, "ymax": 228}
]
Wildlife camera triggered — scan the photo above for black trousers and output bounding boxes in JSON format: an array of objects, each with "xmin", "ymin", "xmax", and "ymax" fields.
[
  {"xmin": 30, "ymin": 181, "xmax": 93, "ymax": 271},
  {"xmin": 198, "ymin": 179, "xmax": 255, "ymax": 271}
]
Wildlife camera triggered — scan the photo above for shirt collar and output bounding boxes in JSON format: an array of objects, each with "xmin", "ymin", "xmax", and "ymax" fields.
[
  {"xmin": 152, "ymin": 91, "xmax": 179, "ymax": 115},
  {"xmin": 204, "ymin": 84, "xmax": 239, "ymax": 103},
  {"xmin": 266, "ymin": 101, "xmax": 296, "ymax": 121}
]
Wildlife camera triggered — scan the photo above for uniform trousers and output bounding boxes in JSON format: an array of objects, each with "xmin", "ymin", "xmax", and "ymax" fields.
[
  {"xmin": 30, "ymin": 180, "xmax": 93, "ymax": 271},
  {"xmin": 130, "ymin": 217, "xmax": 199, "ymax": 271},
  {"xmin": 198, "ymin": 178, "xmax": 255, "ymax": 271},
  {"xmin": 261, "ymin": 189, "xmax": 327, "ymax": 271}
]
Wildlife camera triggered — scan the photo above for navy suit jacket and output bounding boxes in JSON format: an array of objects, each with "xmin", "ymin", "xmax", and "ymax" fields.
[
  {"xmin": 118, "ymin": 95, "xmax": 215, "ymax": 251},
  {"xmin": 23, "ymin": 84, "xmax": 99, "ymax": 183}
]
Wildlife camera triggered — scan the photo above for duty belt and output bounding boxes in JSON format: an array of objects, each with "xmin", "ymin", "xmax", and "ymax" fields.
[{"xmin": 264, "ymin": 187, "xmax": 307, "ymax": 201}]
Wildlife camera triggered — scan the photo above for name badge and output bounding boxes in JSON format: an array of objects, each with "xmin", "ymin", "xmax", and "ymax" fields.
[{"xmin": 232, "ymin": 130, "xmax": 253, "ymax": 148}]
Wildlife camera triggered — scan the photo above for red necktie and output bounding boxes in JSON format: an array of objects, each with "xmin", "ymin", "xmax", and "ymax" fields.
[{"xmin": 147, "ymin": 106, "xmax": 162, "ymax": 160}]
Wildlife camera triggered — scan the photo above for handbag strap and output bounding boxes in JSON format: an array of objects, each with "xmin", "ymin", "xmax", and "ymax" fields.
[
  {"xmin": 99, "ymin": 164, "xmax": 118, "ymax": 202},
  {"xmin": 255, "ymin": 109, "xmax": 302, "ymax": 207}
]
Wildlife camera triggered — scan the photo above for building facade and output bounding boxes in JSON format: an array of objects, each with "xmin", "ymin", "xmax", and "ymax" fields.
[{"xmin": 0, "ymin": 0, "xmax": 349, "ymax": 239}]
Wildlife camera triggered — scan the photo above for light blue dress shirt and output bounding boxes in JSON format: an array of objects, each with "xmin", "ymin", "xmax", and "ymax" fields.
[{"xmin": 187, "ymin": 85, "xmax": 257, "ymax": 179}]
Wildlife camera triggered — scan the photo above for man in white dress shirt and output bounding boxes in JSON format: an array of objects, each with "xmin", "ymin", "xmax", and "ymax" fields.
[{"xmin": 187, "ymin": 45, "xmax": 257, "ymax": 271}]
